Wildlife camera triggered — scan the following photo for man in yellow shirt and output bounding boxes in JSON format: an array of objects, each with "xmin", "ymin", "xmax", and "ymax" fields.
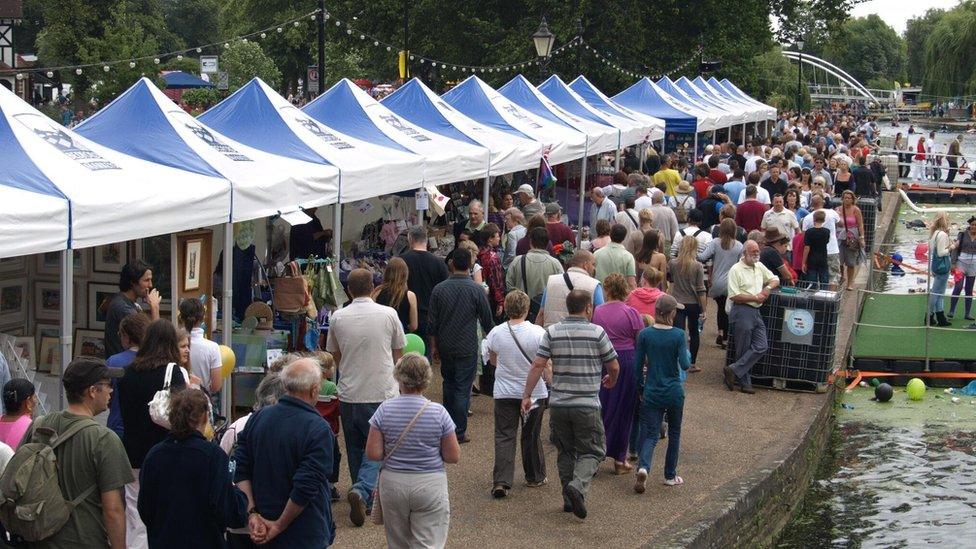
[
  {"xmin": 652, "ymin": 155, "xmax": 682, "ymax": 197},
  {"xmin": 723, "ymin": 240, "xmax": 779, "ymax": 394}
]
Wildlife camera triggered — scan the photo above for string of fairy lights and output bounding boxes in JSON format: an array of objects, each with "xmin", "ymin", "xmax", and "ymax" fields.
[{"xmin": 2, "ymin": 7, "xmax": 705, "ymax": 82}]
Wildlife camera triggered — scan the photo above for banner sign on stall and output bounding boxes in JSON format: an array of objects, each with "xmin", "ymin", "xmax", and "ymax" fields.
[
  {"xmin": 782, "ymin": 308, "xmax": 815, "ymax": 346},
  {"xmin": 415, "ymin": 187, "xmax": 429, "ymax": 211}
]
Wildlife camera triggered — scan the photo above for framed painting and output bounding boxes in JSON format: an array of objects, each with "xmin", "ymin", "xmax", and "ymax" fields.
[
  {"xmin": 35, "ymin": 249, "xmax": 90, "ymax": 277},
  {"xmin": 0, "ymin": 256, "xmax": 26, "ymax": 274},
  {"xmin": 74, "ymin": 329, "xmax": 106, "ymax": 359},
  {"xmin": 38, "ymin": 337, "xmax": 60, "ymax": 373},
  {"xmin": 0, "ymin": 279, "xmax": 27, "ymax": 326},
  {"xmin": 184, "ymin": 239, "xmax": 203, "ymax": 291},
  {"xmin": 87, "ymin": 282, "xmax": 117, "ymax": 331},
  {"xmin": 33, "ymin": 279, "xmax": 62, "ymax": 322},
  {"xmin": 93, "ymin": 242, "xmax": 127, "ymax": 274}
]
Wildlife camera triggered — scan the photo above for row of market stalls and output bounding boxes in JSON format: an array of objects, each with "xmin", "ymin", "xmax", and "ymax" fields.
[{"xmin": 0, "ymin": 71, "xmax": 773, "ymax": 413}]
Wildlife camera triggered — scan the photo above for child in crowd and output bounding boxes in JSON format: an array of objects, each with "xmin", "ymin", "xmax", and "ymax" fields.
[
  {"xmin": 312, "ymin": 351, "xmax": 342, "ymax": 502},
  {"xmin": 803, "ymin": 210, "xmax": 831, "ymax": 288}
]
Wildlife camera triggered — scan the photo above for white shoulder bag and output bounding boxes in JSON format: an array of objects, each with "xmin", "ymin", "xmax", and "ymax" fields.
[{"xmin": 148, "ymin": 362, "xmax": 189, "ymax": 429}]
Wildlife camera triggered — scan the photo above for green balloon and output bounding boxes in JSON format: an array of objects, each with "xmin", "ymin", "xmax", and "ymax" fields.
[
  {"xmin": 869, "ymin": 378, "xmax": 881, "ymax": 387},
  {"xmin": 906, "ymin": 378, "xmax": 926, "ymax": 401},
  {"xmin": 403, "ymin": 333, "xmax": 426, "ymax": 356}
]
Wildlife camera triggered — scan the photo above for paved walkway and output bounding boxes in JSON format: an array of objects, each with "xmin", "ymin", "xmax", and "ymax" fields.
[{"xmin": 330, "ymin": 299, "xmax": 829, "ymax": 548}]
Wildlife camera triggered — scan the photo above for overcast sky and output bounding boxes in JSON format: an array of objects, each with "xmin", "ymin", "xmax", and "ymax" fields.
[{"xmin": 851, "ymin": 0, "xmax": 961, "ymax": 34}]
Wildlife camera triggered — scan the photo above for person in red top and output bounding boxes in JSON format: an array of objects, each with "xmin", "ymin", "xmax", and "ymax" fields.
[
  {"xmin": 734, "ymin": 184, "xmax": 768, "ymax": 233},
  {"xmin": 545, "ymin": 202, "xmax": 576, "ymax": 249},
  {"xmin": 692, "ymin": 163, "xmax": 713, "ymax": 201},
  {"xmin": 475, "ymin": 223, "xmax": 506, "ymax": 319},
  {"xmin": 707, "ymin": 155, "xmax": 728, "ymax": 186}
]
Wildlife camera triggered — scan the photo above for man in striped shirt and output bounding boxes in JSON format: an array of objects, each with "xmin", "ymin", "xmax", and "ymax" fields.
[{"xmin": 522, "ymin": 290, "xmax": 619, "ymax": 520}]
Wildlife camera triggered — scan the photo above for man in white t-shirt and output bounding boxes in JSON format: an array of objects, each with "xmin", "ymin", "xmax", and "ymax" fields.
[
  {"xmin": 801, "ymin": 195, "xmax": 841, "ymax": 290},
  {"xmin": 634, "ymin": 185, "xmax": 656, "ymax": 213},
  {"xmin": 325, "ymin": 268, "xmax": 406, "ymax": 525},
  {"xmin": 485, "ymin": 290, "xmax": 549, "ymax": 497}
]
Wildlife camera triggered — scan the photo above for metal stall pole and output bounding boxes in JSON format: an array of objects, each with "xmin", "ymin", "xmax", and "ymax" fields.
[
  {"xmin": 333, "ymin": 203, "xmax": 342, "ymax": 263},
  {"xmin": 483, "ymin": 175, "xmax": 491, "ymax": 214},
  {"xmin": 59, "ymin": 249, "xmax": 74, "ymax": 409},
  {"xmin": 221, "ymin": 222, "xmax": 234, "ymax": 419},
  {"xmin": 741, "ymin": 122, "xmax": 746, "ymax": 146},
  {"xmin": 693, "ymin": 133, "xmax": 699, "ymax": 162},
  {"xmin": 577, "ymin": 154, "xmax": 587, "ymax": 246},
  {"xmin": 170, "ymin": 235, "xmax": 179, "ymax": 325},
  {"xmin": 615, "ymin": 149, "xmax": 621, "ymax": 172}
]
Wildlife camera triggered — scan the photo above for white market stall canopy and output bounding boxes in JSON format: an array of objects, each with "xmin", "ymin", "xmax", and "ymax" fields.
[
  {"xmin": 655, "ymin": 77, "xmax": 738, "ymax": 130},
  {"xmin": 198, "ymin": 77, "xmax": 424, "ymax": 204},
  {"xmin": 671, "ymin": 77, "xmax": 750, "ymax": 126},
  {"xmin": 498, "ymin": 75, "xmax": 619, "ymax": 155},
  {"xmin": 303, "ymin": 78, "xmax": 490, "ymax": 187},
  {"xmin": 442, "ymin": 76, "xmax": 587, "ymax": 165},
  {"xmin": 0, "ymin": 84, "xmax": 230, "ymax": 254},
  {"xmin": 382, "ymin": 78, "xmax": 543, "ymax": 176},
  {"xmin": 568, "ymin": 75, "xmax": 666, "ymax": 142},
  {"xmin": 681, "ymin": 76, "xmax": 763, "ymax": 124},
  {"xmin": 76, "ymin": 78, "xmax": 340, "ymax": 221},
  {"xmin": 709, "ymin": 77, "xmax": 777, "ymax": 121}
]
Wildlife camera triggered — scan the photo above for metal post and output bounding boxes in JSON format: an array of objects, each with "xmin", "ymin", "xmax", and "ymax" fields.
[
  {"xmin": 59, "ymin": 249, "xmax": 74, "ymax": 409},
  {"xmin": 483, "ymin": 175, "xmax": 490, "ymax": 214},
  {"xmin": 170, "ymin": 235, "xmax": 178, "ymax": 324},
  {"xmin": 317, "ymin": 0, "xmax": 325, "ymax": 97},
  {"xmin": 741, "ymin": 122, "xmax": 746, "ymax": 147},
  {"xmin": 693, "ymin": 132, "xmax": 699, "ymax": 162},
  {"xmin": 332, "ymin": 203, "xmax": 342, "ymax": 263},
  {"xmin": 575, "ymin": 2, "xmax": 583, "ymax": 75},
  {"xmin": 797, "ymin": 49, "xmax": 803, "ymax": 113},
  {"xmin": 615, "ymin": 149, "xmax": 621, "ymax": 172},
  {"xmin": 402, "ymin": 0, "xmax": 409, "ymax": 78},
  {"xmin": 221, "ymin": 223, "xmax": 233, "ymax": 419},
  {"xmin": 578, "ymin": 155, "xmax": 587, "ymax": 246}
]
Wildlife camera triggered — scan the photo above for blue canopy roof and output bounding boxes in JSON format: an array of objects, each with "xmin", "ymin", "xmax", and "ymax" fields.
[
  {"xmin": 303, "ymin": 81, "xmax": 413, "ymax": 153},
  {"xmin": 162, "ymin": 71, "xmax": 214, "ymax": 89},
  {"xmin": 568, "ymin": 76, "xmax": 639, "ymax": 120},
  {"xmin": 76, "ymin": 79, "xmax": 223, "ymax": 177},
  {"xmin": 440, "ymin": 78, "xmax": 532, "ymax": 140},
  {"xmin": 497, "ymin": 76, "xmax": 578, "ymax": 130},
  {"xmin": 537, "ymin": 76, "xmax": 613, "ymax": 126},
  {"xmin": 199, "ymin": 79, "xmax": 329, "ymax": 165},
  {"xmin": 380, "ymin": 79, "xmax": 482, "ymax": 146},
  {"xmin": 612, "ymin": 79, "xmax": 698, "ymax": 134},
  {"xmin": 0, "ymin": 111, "xmax": 66, "ymax": 200}
]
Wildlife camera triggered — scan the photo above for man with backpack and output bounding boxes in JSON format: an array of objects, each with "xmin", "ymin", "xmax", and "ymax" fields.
[
  {"xmin": 2, "ymin": 357, "xmax": 131, "ymax": 547},
  {"xmin": 505, "ymin": 227, "xmax": 564, "ymax": 325},
  {"xmin": 670, "ymin": 209, "xmax": 714, "ymax": 258}
]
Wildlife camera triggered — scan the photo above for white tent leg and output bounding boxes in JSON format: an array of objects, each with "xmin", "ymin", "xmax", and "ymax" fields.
[
  {"xmin": 615, "ymin": 149, "xmax": 621, "ymax": 172},
  {"xmin": 483, "ymin": 176, "xmax": 490, "ymax": 213},
  {"xmin": 741, "ymin": 123, "xmax": 746, "ymax": 146},
  {"xmin": 333, "ymin": 203, "xmax": 342, "ymax": 262},
  {"xmin": 578, "ymin": 155, "xmax": 587, "ymax": 246},
  {"xmin": 170, "ymin": 235, "xmax": 178, "ymax": 324},
  {"xmin": 221, "ymin": 222, "xmax": 233, "ymax": 419},
  {"xmin": 59, "ymin": 250, "xmax": 74, "ymax": 410},
  {"xmin": 693, "ymin": 133, "xmax": 699, "ymax": 162}
]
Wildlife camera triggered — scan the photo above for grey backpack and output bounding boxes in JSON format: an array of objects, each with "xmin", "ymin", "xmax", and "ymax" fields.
[{"xmin": 0, "ymin": 419, "xmax": 98, "ymax": 541}]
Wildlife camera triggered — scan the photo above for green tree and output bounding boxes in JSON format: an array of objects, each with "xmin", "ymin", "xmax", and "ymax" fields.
[
  {"xmin": 79, "ymin": 2, "xmax": 164, "ymax": 104},
  {"xmin": 748, "ymin": 46, "xmax": 809, "ymax": 111},
  {"xmin": 904, "ymin": 8, "xmax": 945, "ymax": 86},
  {"xmin": 181, "ymin": 87, "xmax": 221, "ymax": 109},
  {"xmin": 821, "ymin": 15, "xmax": 906, "ymax": 87},
  {"xmin": 163, "ymin": 0, "xmax": 220, "ymax": 49},
  {"xmin": 221, "ymin": 40, "xmax": 282, "ymax": 90},
  {"xmin": 922, "ymin": 1, "xmax": 976, "ymax": 97}
]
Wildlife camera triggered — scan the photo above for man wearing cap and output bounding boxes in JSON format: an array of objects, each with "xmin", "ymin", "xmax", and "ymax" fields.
[
  {"xmin": 588, "ymin": 187, "xmax": 617, "ymax": 235},
  {"xmin": 517, "ymin": 184, "xmax": 545, "ymax": 220},
  {"xmin": 22, "ymin": 357, "xmax": 132, "ymax": 548},
  {"xmin": 760, "ymin": 228, "xmax": 795, "ymax": 286},
  {"xmin": 724, "ymin": 241, "xmax": 780, "ymax": 394},
  {"xmin": 545, "ymin": 203, "xmax": 575, "ymax": 249}
]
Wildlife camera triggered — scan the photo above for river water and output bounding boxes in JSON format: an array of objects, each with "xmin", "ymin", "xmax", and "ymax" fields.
[{"xmin": 776, "ymin": 387, "xmax": 976, "ymax": 548}]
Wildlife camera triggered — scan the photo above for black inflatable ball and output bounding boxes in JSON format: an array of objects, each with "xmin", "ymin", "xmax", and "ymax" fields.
[{"xmin": 875, "ymin": 383, "xmax": 893, "ymax": 403}]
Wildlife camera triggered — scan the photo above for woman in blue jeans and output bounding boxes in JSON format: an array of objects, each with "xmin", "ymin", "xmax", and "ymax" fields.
[{"xmin": 632, "ymin": 294, "xmax": 691, "ymax": 493}]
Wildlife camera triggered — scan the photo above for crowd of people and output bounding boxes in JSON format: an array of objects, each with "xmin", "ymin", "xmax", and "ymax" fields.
[{"xmin": 0, "ymin": 108, "xmax": 900, "ymax": 548}]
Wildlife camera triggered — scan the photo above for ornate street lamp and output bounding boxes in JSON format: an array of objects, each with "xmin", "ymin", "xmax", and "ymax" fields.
[{"xmin": 532, "ymin": 17, "xmax": 555, "ymax": 79}]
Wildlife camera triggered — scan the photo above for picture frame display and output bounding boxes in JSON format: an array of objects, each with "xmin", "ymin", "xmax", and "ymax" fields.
[
  {"xmin": 184, "ymin": 239, "xmax": 203, "ymax": 291},
  {"xmin": 33, "ymin": 280, "xmax": 62, "ymax": 322},
  {"xmin": 87, "ymin": 282, "xmax": 117, "ymax": 331},
  {"xmin": 12, "ymin": 336, "xmax": 36, "ymax": 370},
  {"xmin": 35, "ymin": 249, "xmax": 89, "ymax": 277},
  {"xmin": 38, "ymin": 336, "xmax": 60, "ymax": 373},
  {"xmin": 0, "ymin": 279, "xmax": 27, "ymax": 326},
  {"xmin": 94, "ymin": 242, "xmax": 128, "ymax": 274},
  {"xmin": 74, "ymin": 329, "xmax": 106, "ymax": 359},
  {"xmin": 0, "ymin": 256, "xmax": 26, "ymax": 274}
]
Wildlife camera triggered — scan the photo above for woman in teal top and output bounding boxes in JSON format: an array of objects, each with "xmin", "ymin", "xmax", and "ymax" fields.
[{"xmin": 632, "ymin": 294, "xmax": 691, "ymax": 494}]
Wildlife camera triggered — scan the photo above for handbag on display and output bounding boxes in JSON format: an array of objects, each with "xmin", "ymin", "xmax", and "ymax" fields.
[
  {"xmin": 148, "ymin": 362, "xmax": 189, "ymax": 429},
  {"xmin": 272, "ymin": 261, "xmax": 311, "ymax": 315}
]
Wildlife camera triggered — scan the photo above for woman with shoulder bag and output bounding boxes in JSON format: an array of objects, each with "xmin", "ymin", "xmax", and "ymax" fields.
[
  {"xmin": 118, "ymin": 319, "xmax": 189, "ymax": 549},
  {"xmin": 366, "ymin": 354, "xmax": 460, "ymax": 548},
  {"xmin": 928, "ymin": 212, "xmax": 956, "ymax": 326},
  {"xmin": 835, "ymin": 190, "xmax": 865, "ymax": 291}
]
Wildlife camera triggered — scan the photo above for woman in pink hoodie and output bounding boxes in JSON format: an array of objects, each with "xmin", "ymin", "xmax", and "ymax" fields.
[{"xmin": 627, "ymin": 267, "xmax": 666, "ymax": 325}]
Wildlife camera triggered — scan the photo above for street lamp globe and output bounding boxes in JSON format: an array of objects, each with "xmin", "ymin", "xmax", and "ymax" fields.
[
  {"xmin": 796, "ymin": 40, "xmax": 804, "ymax": 50},
  {"xmin": 532, "ymin": 17, "xmax": 555, "ymax": 59}
]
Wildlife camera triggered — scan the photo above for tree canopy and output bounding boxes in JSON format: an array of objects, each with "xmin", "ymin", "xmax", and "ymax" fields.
[
  {"xmin": 820, "ymin": 15, "xmax": 906, "ymax": 89},
  {"xmin": 922, "ymin": 1, "xmax": 976, "ymax": 97}
]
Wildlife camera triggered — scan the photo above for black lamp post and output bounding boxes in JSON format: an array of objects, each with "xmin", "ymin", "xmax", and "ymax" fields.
[
  {"xmin": 532, "ymin": 17, "xmax": 555, "ymax": 80},
  {"xmin": 796, "ymin": 40, "xmax": 804, "ymax": 113}
]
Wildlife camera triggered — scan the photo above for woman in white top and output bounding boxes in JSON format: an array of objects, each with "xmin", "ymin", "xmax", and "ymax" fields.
[
  {"xmin": 928, "ymin": 212, "xmax": 956, "ymax": 326},
  {"xmin": 485, "ymin": 290, "xmax": 550, "ymax": 499},
  {"xmin": 179, "ymin": 298, "xmax": 222, "ymax": 395}
]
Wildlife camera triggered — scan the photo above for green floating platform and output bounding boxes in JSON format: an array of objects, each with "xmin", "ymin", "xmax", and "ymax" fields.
[{"xmin": 853, "ymin": 292, "xmax": 976, "ymax": 361}]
